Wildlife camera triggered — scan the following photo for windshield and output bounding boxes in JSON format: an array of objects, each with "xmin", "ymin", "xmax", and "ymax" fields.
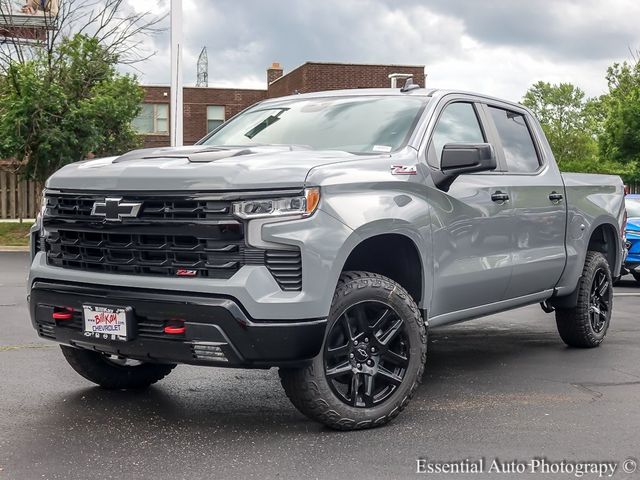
[
  {"xmin": 627, "ymin": 198, "xmax": 640, "ymax": 218},
  {"xmin": 200, "ymin": 96, "xmax": 428, "ymax": 154}
]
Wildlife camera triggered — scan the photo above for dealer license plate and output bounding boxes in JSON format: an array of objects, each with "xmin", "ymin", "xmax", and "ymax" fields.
[{"xmin": 83, "ymin": 305, "xmax": 132, "ymax": 341}]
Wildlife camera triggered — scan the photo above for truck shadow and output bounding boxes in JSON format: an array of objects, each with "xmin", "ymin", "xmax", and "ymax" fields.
[
  {"xmin": 39, "ymin": 314, "xmax": 594, "ymax": 431},
  {"xmin": 13, "ymin": 310, "xmax": 631, "ymax": 477}
]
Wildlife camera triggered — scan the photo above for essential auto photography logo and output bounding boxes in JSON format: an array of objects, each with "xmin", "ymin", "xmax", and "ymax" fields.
[{"xmin": 415, "ymin": 457, "xmax": 638, "ymax": 477}]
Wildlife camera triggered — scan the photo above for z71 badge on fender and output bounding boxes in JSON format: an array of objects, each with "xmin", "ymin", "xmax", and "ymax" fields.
[{"xmin": 391, "ymin": 165, "xmax": 417, "ymax": 175}]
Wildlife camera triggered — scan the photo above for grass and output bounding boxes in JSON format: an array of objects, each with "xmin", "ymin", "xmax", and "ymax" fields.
[{"xmin": 0, "ymin": 221, "xmax": 33, "ymax": 247}]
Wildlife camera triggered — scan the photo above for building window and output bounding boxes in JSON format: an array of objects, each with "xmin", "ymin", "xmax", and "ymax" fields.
[
  {"xmin": 133, "ymin": 103, "xmax": 169, "ymax": 134},
  {"xmin": 207, "ymin": 105, "xmax": 225, "ymax": 133}
]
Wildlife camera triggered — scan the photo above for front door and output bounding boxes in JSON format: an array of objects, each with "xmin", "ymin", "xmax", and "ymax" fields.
[{"xmin": 427, "ymin": 101, "xmax": 514, "ymax": 318}]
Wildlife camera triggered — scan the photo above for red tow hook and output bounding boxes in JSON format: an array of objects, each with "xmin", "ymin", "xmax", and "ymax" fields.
[
  {"xmin": 164, "ymin": 319, "xmax": 186, "ymax": 335},
  {"xmin": 53, "ymin": 307, "xmax": 74, "ymax": 321}
]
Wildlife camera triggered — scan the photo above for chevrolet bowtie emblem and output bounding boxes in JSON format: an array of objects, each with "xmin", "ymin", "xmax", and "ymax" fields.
[{"xmin": 91, "ymin": 198, "xmax": 142, "ymax": 222}]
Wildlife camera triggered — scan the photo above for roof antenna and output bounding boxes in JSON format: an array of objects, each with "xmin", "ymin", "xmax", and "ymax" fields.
[{"xmin": 400, "ymin": 77, "xmax": 420, "ymax": 92}]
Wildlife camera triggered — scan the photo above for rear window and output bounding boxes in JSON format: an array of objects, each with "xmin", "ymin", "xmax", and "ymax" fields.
[{"xmin": 489, "ymin": 107, "xmax": 541, "ymax": 173}]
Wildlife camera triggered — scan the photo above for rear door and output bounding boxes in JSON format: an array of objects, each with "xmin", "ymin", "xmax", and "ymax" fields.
[
  {"xmin": 481, "ymin": 103, "xmax": 567, "ymax": 298},
  {"xmin": 426, "ymin": 100, "xmax": 515, "ymax": 318}
]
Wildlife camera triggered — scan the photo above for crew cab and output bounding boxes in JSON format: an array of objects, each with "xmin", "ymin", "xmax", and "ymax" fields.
[{"xmin": 28, "ymin": 86, "xmax": 626, "ymax": 430}]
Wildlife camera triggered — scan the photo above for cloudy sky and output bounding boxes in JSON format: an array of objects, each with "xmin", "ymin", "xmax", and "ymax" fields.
[{"xmin": 125, "ymin": 0, "xmax": 640, "ymax": 102}]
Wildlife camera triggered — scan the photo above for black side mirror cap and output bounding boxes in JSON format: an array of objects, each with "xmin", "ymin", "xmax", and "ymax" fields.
[{"xmin": 432, "ymin": 143, "xmax": 497, "ymax": 191}]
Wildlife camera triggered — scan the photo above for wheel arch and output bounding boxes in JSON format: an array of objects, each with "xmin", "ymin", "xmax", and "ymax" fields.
[
  {"xmin": 586, "ymin": 222, "xmax": 621, "ymax": 275},
  {"xmin": 339, "ymin": 230, "xmax": 427, "ymax": 307},
  {"xmin": 551, "ymin": 219, "xmax": 622, "ymax": 309}
]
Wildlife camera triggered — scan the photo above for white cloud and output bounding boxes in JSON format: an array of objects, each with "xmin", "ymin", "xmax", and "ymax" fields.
[{"xmin": 120, "ymin": 0, "xmax": 640, "ymax": 100}]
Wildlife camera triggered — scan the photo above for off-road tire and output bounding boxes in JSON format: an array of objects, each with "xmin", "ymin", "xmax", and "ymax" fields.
[
  {"xmin": 555, "ymin": 252, "xmax": 613, "ymax": 348},
  {"xmin": 60, "ymin": 345, "xmax": 176, "ymax": 389},
  {"xmin": 279, "ymin": 271, "xmax": 427, "ymax": 430},
  {"xmin": 631, "ymin": 271, "xmax": 640, "ymax": 285}
]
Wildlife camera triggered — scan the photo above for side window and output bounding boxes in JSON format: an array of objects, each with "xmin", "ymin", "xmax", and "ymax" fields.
[
  {"xmin": 488, "ymin": 107, "xmax": 540, "ymax": 173},
  {"xmin": 430, "ymin": 102, "xmax": 485, "ymax": 166}
]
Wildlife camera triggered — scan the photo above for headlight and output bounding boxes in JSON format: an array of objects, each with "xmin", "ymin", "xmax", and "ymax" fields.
[
  {"xmin": 37, "ymin": 190, "xmax": 46, "ymax": 219},
  {"xmin": 232, "ymin": 188, "xmax": 320, "ymax": 219}
]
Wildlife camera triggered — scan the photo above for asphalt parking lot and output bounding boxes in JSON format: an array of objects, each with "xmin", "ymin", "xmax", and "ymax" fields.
[{"xmin": 1, "ymin": 251, "xmax": 639, "ymax": 480}]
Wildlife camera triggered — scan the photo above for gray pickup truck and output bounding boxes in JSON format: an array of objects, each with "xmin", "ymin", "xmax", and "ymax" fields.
[{"xmin": 28, "ymin": 86, "xmax": 626, "ymax": 430}]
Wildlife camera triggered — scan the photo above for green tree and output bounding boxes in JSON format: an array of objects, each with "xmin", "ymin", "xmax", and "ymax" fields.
[
  {"xmin": 599, "ymin": 59, "xmax": 640, "ymax": 180},
  {"xmin": 522, "ymin": 81, "xmax": 600, "ymax": 172},
  {"xmin": 0, "ymin": 34, "xmax": 143, "ymax": 181}
]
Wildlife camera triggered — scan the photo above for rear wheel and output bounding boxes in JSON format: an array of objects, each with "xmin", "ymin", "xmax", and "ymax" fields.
[
  {"xmin": 555, "ymin": 252, "xmax": 613, "ymax": 348},
  {"xmin": 60, "ymin": 346, "xmax": 176, "ymax": 389},
  {"xmin": 279, "ymin": 271, "xmax": 427, "ymax": 430}
]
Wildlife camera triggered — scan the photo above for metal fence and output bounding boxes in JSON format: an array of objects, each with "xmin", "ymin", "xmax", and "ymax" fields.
[
  {"xmin": 627, "ymin": 182, "xmax": 640, "ymax": 194},
  {"xmin": 0, "ymin": 170, "xmax": 41, "ymax": 219}
]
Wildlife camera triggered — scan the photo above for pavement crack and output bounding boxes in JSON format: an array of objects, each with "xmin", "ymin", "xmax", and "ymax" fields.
[
  {"xmin": 571, "ymin": 380, "xmax": 640, "ymax": 402},
  {"xmin": 611, "ymin": 367, "xmax": 640, "ymax": 380},
  {"xmin": 579, "ymin": 380, "xmax": 640, "ymax": 387},
  {"xmin": 571, "ymin": 383, "xmax": 604, "ymax": 403}
]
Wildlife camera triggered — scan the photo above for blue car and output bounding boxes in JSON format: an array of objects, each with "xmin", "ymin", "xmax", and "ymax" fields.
[{"xmin": 624, "ymin": 194, "xmax": 640, "ymax": 282}]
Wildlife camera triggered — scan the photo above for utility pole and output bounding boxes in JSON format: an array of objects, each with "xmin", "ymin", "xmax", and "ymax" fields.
[{"xmin": 170, "ymin": 0, "xmax": 183, "ymax": 147}]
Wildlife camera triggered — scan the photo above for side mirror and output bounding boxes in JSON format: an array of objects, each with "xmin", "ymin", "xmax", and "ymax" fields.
[{"xmin": 433, "ymin": 143, "xmax": 497, "ymax": 191}]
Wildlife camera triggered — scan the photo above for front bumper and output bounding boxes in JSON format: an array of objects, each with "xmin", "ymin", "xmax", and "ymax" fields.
[{"xmin": 30, "ymin": 281, "xmax": 326, "ymax": 368}]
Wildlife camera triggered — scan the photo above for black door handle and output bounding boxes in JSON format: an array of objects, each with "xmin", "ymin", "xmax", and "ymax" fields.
[
  {"xmin": 491, "ymin": 191, "xmax": 510, "ymax": 202},
  {"xmin": 549, "ymin": 192, "xmax": 564, "ymax": 202}
]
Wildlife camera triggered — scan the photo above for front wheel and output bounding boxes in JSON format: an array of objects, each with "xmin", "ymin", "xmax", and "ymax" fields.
[
  {"xmin": 60, "ymin": 346, "xmax": 176, "ymax": 389},
  {"xmin": 279, "ymin": 271, "xmax": 427, "ymax": 430},
  {"xmin": 555, "ymin": 252, "xmax": 613, "ymax": 348}
]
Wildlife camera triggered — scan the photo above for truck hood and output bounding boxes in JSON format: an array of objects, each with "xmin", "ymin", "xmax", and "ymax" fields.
[{"xmin": 46, "ymin": 145, "xmax": 367, "ymax": 191}]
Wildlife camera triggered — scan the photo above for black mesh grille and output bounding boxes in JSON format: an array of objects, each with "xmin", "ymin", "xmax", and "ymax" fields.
[
  {"xmin": 42, "ymin": 192, "xmax": 302, "ymax": 289},
  {"xmin": 45, "ymin": 228, "xmax": 261, "ymax": 279},
  {"xmin": 45, "ymin": 193, "xmax": 231, "ymax": 222}
]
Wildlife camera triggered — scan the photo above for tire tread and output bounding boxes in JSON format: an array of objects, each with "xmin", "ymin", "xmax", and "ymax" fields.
[
  {"xmin": 279, "ymin": 271, "xmax": 427, "ymax": 431},
  {"xmin": 555, "ymin": 251, "xmax": 612, "ymax": 348}
]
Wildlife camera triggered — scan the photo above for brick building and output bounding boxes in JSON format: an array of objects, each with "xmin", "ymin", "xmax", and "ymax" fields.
[{"xmin": 136, "ymin": 61, "xmax": 426, "ymax": 148}]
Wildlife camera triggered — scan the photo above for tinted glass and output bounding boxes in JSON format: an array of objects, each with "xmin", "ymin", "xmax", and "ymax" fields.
[
  {"xmin": 431, "ymin": 103, "xmax": 485, "ymax": 164},
  {"xmin": 201, "ymin": 96, "xmax": 428, "ymax": 154},
  {"xmin": 489, "ymin": 107, "xmax": 540, "ymax": 173}
]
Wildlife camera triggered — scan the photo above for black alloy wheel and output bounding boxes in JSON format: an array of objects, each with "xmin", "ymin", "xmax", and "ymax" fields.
[
  {"xmin": 555, "ymin": 251, "xmax": 613, "ymax": 348},
  {"xmin": 589, "ymin": 268, "xmax": 611, "ymax": 334},
  {"xmin": 324, "ymin": 300, "xmax": 410, "ymax": 408},
  {"xmin": 279, "ymin": 271, "xmax": 427, "ymax": 430}
]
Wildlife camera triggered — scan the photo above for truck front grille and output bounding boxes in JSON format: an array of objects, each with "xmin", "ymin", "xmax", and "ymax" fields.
[
  {"xmin": 45, "ymin": 193, "xmax": 232, "ymax": 222},
  {"xmin": 42, "ymin": 192, "xmax": 302, "ymax": 289}
]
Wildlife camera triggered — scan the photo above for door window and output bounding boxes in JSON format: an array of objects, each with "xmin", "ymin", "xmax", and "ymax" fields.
[
  {"xmin": 430, "ymin": 102, "xmax": 485, "ymax": 166},
  {"xmin": 488, "ymin": 107, "xmax": 540, "ymax": 173}
]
